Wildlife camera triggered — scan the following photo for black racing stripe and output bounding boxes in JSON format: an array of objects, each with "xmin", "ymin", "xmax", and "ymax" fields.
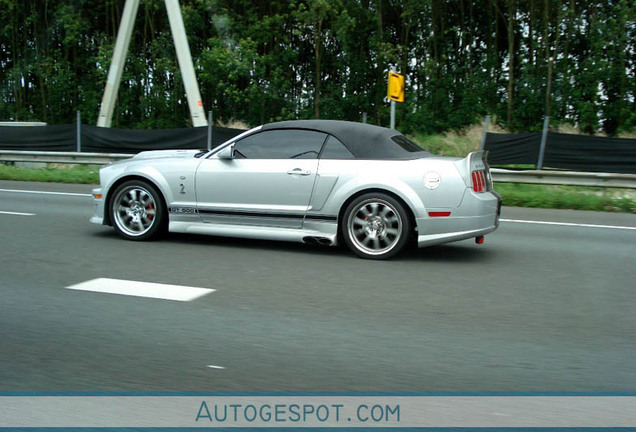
[
  {"xmin": 198, "ymin": 208, "xmax": 337, "ymax": 222},
  {"xmin": 198, "ymin": 209, "xmax": 304, "ymax": 219},
  {"xmin": 305, "ymin": 214, "xmax": 338, "ymax": 222}
]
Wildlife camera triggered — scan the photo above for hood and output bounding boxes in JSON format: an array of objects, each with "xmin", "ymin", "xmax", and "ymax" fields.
[{"xmin": 131, "ymin": 149, "xmax": 204, "ymax": 161}]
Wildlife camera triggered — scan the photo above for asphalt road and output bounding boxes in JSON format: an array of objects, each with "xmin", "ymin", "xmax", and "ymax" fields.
[{"xmin": 1, "ymin": 180, "xmax": 635, "ymax": 392}]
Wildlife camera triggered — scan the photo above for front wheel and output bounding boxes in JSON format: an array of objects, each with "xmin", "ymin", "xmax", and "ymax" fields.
[
  {"xmin": 341, "ymin": 193, "xmax": 412, "ymax": 260},
  {"xmin": 110, "ymin": 180, "xmax": 166, "ymax": 240}
]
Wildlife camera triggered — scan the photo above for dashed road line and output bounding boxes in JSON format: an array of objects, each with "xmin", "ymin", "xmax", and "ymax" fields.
[
  {"xmin": 65, "ymin": 278, "xmax": 215, "ymax": 302},
  {"xmin": 0, "ymin": 188, "xmax": 91, "ymax": 197},
  {"xmin": 501, "ymin": 218, "xmax": 636, "ymax": 231},
  {"xmin": 0, "ymin": 210, "xmax": 35, "ymax": 216}
]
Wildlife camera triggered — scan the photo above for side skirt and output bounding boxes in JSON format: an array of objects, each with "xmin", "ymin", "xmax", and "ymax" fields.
[{"xmin": 169, "ymin": 221, "xmax": 338, "ymax": 245}]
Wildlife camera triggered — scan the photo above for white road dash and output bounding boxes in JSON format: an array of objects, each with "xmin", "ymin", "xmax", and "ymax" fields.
[
  {"xmin": 0, "ymin": 210, "xmax": 35, "ymax": 216},
  {"xmin": 65, "ymin": 278, "xmax": 215, "ymax": 302},
  {"xmin": 500, "ymin": 218, "xmax": 636, "ymax": 231},
  {"xmin": 207, "ymin": 365, "xmax": 225, "ymax": 369},
  {"xmin": 0, "ymin": 188, "xmax": 91, "ymax": 197}
]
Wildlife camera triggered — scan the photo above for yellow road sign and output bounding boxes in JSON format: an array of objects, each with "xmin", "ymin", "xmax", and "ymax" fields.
[{"xmin": 387, "ymin": 72, "xmax": 405, "ymax": 102}]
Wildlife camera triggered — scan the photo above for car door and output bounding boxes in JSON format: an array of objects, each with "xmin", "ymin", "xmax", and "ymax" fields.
[{"xmin": 195, "ymin": 129, "xmax": 327, "ymax": 229}]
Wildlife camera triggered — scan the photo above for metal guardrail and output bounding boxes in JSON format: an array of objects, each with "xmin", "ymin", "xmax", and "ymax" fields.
[
  {"xmin": 0, "ymin": 150, "xmax": 131, "ymax": 165},
  {"xmin": 490, "ymin": 168, "xmax": 636, "ymax": 189},
  {"xmin": 1, "ymin": 150, "xmax": 636, "ymax": 189}
]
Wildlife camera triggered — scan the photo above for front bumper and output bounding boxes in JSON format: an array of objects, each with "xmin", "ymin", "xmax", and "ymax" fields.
[{"xmin": 90, "ymin": 187, "xmax": 105, "ymax": 225}]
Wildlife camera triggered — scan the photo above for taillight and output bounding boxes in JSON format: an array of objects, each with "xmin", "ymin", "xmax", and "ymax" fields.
[
  {"xmin": 471, "ymin": 170, "xmax": 486, "ymax": 192},
  {"xmin": 428, "ymin": 211, "xmax": 451, "ymax": 217}
]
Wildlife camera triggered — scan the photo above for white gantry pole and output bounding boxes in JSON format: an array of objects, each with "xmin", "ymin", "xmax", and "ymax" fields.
[
  {"xmin": 97, "ymin": 0, "xmax": 208, "ymax": 128},
  {"xmin": 164, "ymin": 0, "xmax": 208, "ymax": 127},
  {"xmin": 97, "ymin": 0, "xmax": 140, "ymax": 127}
]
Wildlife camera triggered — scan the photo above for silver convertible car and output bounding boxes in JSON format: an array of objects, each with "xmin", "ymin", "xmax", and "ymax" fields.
[{"xmin": 91, "ymin": 120, "xmax": 501, "ymax": 259}]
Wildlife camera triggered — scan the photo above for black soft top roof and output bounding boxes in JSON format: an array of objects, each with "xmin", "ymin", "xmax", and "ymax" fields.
[{"xmin": 261, "ymin": 120, "xmax": 430, "ymax": 159}]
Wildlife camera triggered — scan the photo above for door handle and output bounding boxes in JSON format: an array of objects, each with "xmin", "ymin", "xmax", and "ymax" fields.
[{"xmin": 287, "ymin": 169, "xmax": 311, "ymax": 176}]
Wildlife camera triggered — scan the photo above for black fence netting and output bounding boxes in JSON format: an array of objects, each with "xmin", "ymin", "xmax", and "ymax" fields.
[
  {"xmin": 483, "ymin": 132, "xmax": 541, "ymax": 165},
  {"xmin": 3, "ymin": 124, "xmax": 635, "ymax": 174},
  {"xmin": 0, "ymin": 124, "xmax": 245, "ymax": 154},
  {"xmin": 543, "ymin": 133, "xmax": 636, "ymax": 174},
  {"xmin": 484, "ymin": 132, "xmax": 636, "ymax": 174},
  {"xmin": 0, "ymin": 124, "xmax": 77, "ymax": 151},
  {"xmin": 82, "ymin": 125, "xmax": 208, "ymax": 153}
]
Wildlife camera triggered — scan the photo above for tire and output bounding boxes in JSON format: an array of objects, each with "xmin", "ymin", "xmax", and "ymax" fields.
[
  {"xmin": 110, "ymin": 180, "xmax": 166, "ymax": 240},
  {"xmin": 341, "ymin": 193, "xmax": 411, "ymax": 260}
]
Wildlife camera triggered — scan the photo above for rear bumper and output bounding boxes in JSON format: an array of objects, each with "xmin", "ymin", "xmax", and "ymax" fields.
[
  {"xmin": 416, "ymin": 190, "xmax": 501, "ymax": 248},
  {"xmin": 416, "ymin": 222, "xmax": 498, "ymax": 247}
]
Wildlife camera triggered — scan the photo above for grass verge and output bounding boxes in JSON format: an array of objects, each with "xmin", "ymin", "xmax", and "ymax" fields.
[
  {"xmin": 1, "ymin": 163, "xmax": 634, "ymax": 214},
  {"xmin": 0, "ymin": 163, "xmax": 99, "ymax": 184},
  {"xmin": 495, "ymin": 183, "xmax": 635, "ymax": 213}
]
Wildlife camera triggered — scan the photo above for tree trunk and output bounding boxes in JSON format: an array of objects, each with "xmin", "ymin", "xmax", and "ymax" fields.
[{"xmin": 314, "ymin": 18, "xmax": 323, "ymax": 119}]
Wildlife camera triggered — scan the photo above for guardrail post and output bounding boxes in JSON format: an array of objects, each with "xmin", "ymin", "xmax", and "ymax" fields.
[
  {"xmin": 537, "ymin": 116, "xmax": 550, "ymax": 170},
  {"xmin": 207, "ymin": 111, "xmax": 213, "ymax": 151},
  {"xmin": 479, "ymin": 115, "xmax": 490, "ymax": 151},
  {"xmin": 76, "ymin": 110, "xmax": 82, "ymax": 152}
]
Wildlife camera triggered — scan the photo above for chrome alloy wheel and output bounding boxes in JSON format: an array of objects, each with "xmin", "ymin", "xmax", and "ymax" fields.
[
  {"xmin": 346, "ymin": 198, "xmax": 404, "ymax": 257},
  {"xmin": 112, "ymin": 185, "xmax": 157, "ymax": 237}
]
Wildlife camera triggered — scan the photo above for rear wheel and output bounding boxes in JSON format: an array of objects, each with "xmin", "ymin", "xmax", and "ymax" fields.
[
  {"xmin": 110, "ymin": 180, "xmax": 166, "ymax": 240},
  {"xmin": 341, "ymin": 193, "xmax": 411, "ymax": 259}
]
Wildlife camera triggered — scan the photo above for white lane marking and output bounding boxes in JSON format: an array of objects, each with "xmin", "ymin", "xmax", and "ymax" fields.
[
  {"xmin": 65, "ymin": 278, "xmax": 215, "ymax": 302},
  {"xmin": 3, "ymin": 187, "xmax": 633, "ymax": 231},
  {"xmin": 0, "ymin": 210, "xmax": 35, "ymax": 216},
  {"xmin": 207, "ymin": 365, "xmax": 225, "ymax": 369},
  {"xmin": 501, "ymin": 218, "xmax": 636, "ymax": 231},
  {"xmin": 0, "ymin": 188, "xmax": 91, "ymax": 197}
]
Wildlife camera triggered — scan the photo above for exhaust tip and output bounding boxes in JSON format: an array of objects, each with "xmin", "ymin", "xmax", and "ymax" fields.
[{"xmin": 303, "ymin": 236, "xmax": 333, "ymax": 246}]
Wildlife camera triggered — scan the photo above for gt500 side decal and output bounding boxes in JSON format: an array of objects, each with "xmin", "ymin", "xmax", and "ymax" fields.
[{"xmin": 169, "ymin": 206, "xmax": 199, "ymax": 214}]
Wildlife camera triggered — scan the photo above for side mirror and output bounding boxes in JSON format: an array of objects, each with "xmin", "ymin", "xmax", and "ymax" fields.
[{"xmin": 216, "ymin": 144, "xmax": 234, "ymax": 160}]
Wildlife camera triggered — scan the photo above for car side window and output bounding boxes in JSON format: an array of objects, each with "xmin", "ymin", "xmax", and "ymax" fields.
[
  {"xmin": 320, "ymin": 135, "xmax": 355, "ymax": 159},
  {"xmin": 233, "ymin": 129, "xmax": 327, "ymax": 159}
]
